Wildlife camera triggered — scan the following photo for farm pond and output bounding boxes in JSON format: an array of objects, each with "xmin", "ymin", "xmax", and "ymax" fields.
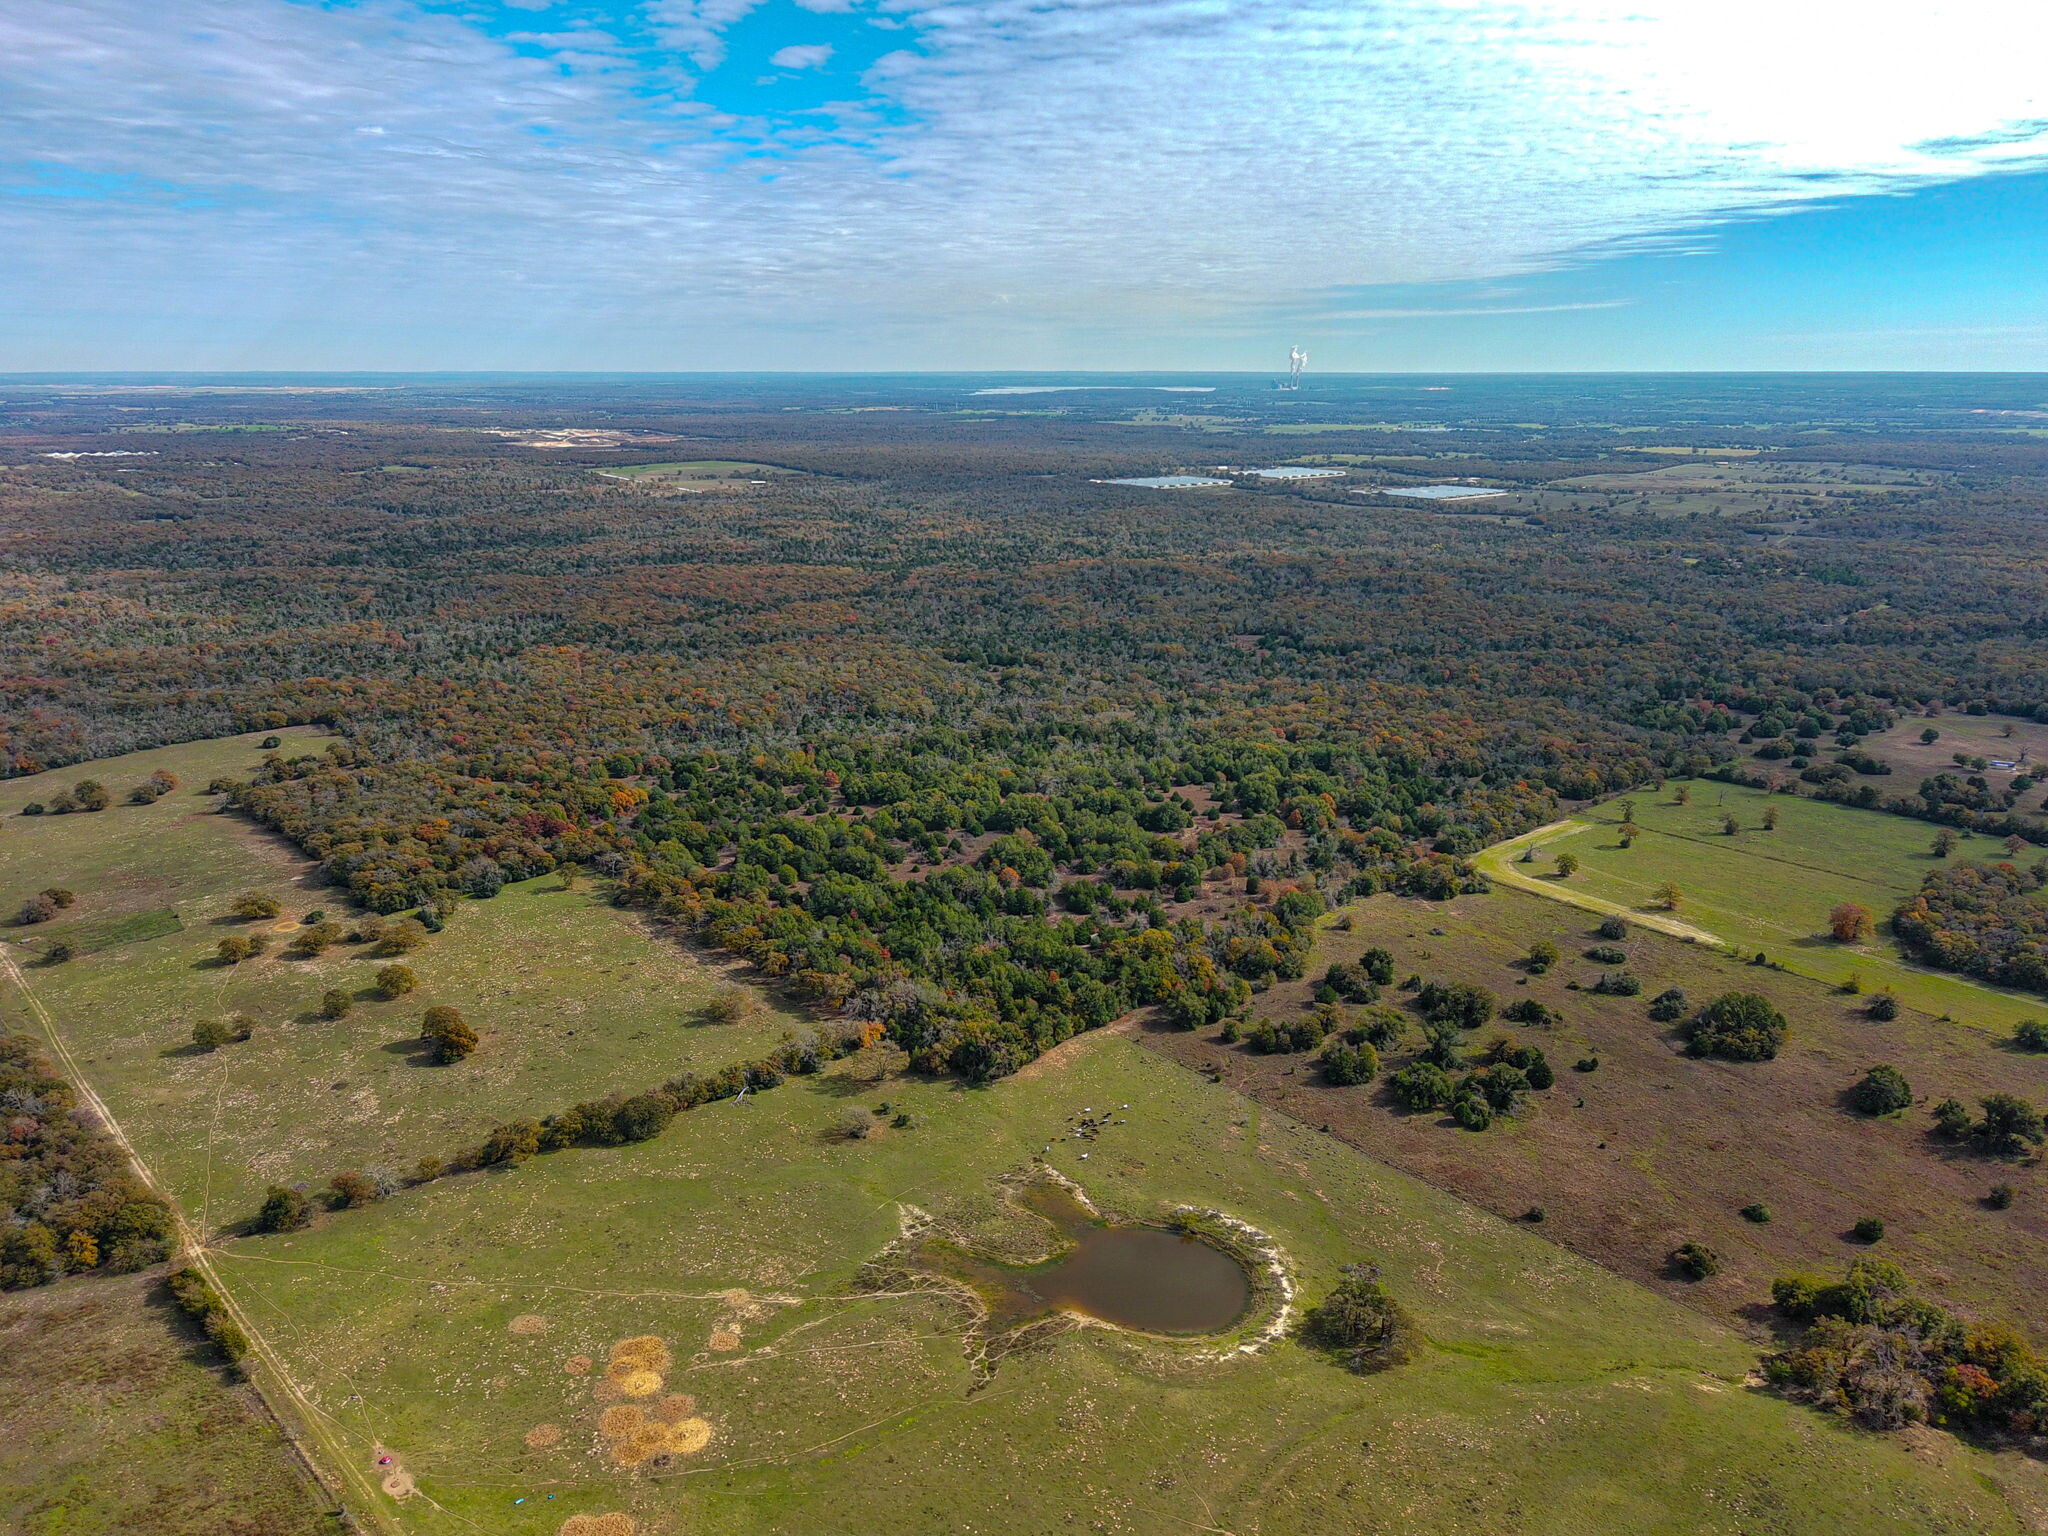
[{"xmin": 909, "ymin": 1180, "xmax": 1254, "ymax": 1336}]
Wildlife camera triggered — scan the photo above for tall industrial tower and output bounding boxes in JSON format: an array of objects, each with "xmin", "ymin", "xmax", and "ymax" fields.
[{"xmin": 1281, "ymin": 345, "xmax": 1306, "ymax": 390}]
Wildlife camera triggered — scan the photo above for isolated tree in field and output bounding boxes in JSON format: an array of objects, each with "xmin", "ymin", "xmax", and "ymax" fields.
[
  {"xmin": 230, "ymin": 892, "xmax": 281, "ymax": 921},
  {"xmin": 1931, "ymin": 1097, "xmax": 1974, "ymax": 1140},
  {"xmin": 286, "ymin": 920, "xmax": 343, "ymax": 958},
  {"xmin": 1652, "ymin": 881, "xmax": 1683, "ymax": 911},
  {"xmin": 40, "ymin": 888, "xmax": 75, "ymax": 910},
  {"xmin": 1850, "ymin": 1064, "xmax": 1912, "ymax": 1116},
  {"xmin": 1762, "ymin": 806, "xmax": 1780, "ymax": 831},
  {"xmin": 2013, "ymin": 1019, "xmax": 2048, "ymax": 1052},
  {"xmin": 327, "ymin": 1171, "xmax": 380, "ymax": 1208},
  {"xmin": 701, "ymin": 986, "xmax": 753, "ymax": 1026},
  {"xmin": 1524, "ymin": 940, "xmax": 1560, "ymax": 974},
  {"xmin": 1671, "ymin": 1241, "xmax": 1720, "ymax": 1280},
  {"xmin": 1931, "ymin": 828, "xmax": 1960, "ymax": 858},
  {"xmin": 318, "ymin": 988, "xmax": 353, "ymax": 1021},
  {"xmin": 215, "ymin": 935, "xmax": 256, "ymax": 964},
  {"xmin": 422, "ymin": 1005, "xmax": 476, "ymax": 1063},
  {"xmin": 1684, "ymin": 992, "xmax": 1789, "ymax": 1061},
  {"xmin": 255, "ymin": 1185, "xmax": 312, "ymax": 1233},
  {"xmin": 192, "ymin": 1017, "xmax": 235, "ymax": 1051},
  {"xmin": 1299, "ymin": 1266, "xmax": 1409, "ymax": 1372},
  {"xmin": 1598, "ymin": 914, "xmax": 1628, "ymax": 941},
  {"xmin": 372, "ymin": 918, "xmax": 428, "ymax": 956},
  {"xmin": 1618, "ymin": 822, "xmax": 1638, "ymax": 848},
  {"xmin": 375, "ymin": 964, "xmax": 418, "ymax": 998},
  {"xmin": 1721, "ymin": 814, "xmax": 1740, "ymax": 836},
  {"xmin": 1977, "ymin": 1094, "xmax": 2046, "ymax": 1157},
  {"xmin": 1921, "ymin": 727, "xmax": 1940, "ymax": 745},
  {"xmin": 72, "ymin": 779, "xmax": 108, "ymax": 812},
  {"xmin": 15, "ymin": 895, "xmax": 56, "ymax": 926},
  {"xmin": 1673, "ymin": 786, "xmax": 1691, "ymax": 805},
  {"xmin": 1829, "ymin": 903, "xmax": 1875, "ymax": 943},
  {"xmin": 2005, "ymin": 834, "xmax": 2029, "ymax": 859},
  {"xmin": 1553, "ymin": 852, "xmax": 1580, "ymax": 879},
  {"xmin": 1865, "ymin": 991, "xmax": 1899, "ymax": 1021}
]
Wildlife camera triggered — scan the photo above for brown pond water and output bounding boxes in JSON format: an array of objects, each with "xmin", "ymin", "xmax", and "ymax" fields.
[{"xmin": 913, "ymin": 1183, "xmax": 1253, "ymax": 1336}]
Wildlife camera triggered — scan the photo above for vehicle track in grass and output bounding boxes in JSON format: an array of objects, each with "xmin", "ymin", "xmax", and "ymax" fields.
[{"xmin": 0, "ymin": 947, "xmax": 405, "ymax": 1536}]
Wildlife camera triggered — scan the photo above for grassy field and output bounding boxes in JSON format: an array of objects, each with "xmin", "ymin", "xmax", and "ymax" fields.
[
  {"xmin": 0, "ymin": 1270, "xmax": 339, "ymax": 1536},
  {"xmin": 0, "ymin": 731, "xmax": 814, "ymax": 1234},
  {"xmin": 9, "ymin": 735, "xmax": 2048, "ymax": 1535},
  {"xmin": 1138, "ymin": 885, "xmax": 2048, "ymax": 1339},
  {"xmin": 1475, "ymin": 779, "xmax": 2047, "ymax": 1032},
  {"xmin": 208, "ymin": 1034, "xmax": 2047, "ymax": 1536}
]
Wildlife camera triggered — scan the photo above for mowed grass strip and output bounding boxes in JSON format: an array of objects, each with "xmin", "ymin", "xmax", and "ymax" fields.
[{"xmin": 1478, "ymin": 779, "xmax": 2046, "ymax": 1032}]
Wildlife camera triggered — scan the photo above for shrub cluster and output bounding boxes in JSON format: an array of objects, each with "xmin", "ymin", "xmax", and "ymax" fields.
[{"xmin": 1768, "ymin": 1259, "xmax": 2048, "ymax": 1437}]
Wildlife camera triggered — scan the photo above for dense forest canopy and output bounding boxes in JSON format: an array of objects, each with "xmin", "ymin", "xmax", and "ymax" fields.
[{"xmin": 4, "ymin": 373, "xmax": 2047, "ymax": 1069}]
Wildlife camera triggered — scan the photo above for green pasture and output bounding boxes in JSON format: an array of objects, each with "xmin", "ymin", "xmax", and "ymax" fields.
[
  {"xmin": 209, "ymin": 1035, "xmax": 2040, "ymax": 1536},
  {"xmin": 0, "ymin": 733, "xmax": 810, "ymax": 1233},
  {"xmin": 6, "ymin": 736, "xmax": 2045, "ymax": 1535},
  {"xmin": 1478, "ymin": 780, "xmax": 2045, "ymax": 1032}
]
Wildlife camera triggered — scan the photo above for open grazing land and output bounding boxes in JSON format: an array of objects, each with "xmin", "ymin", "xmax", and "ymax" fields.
[
  {"xmin": 1476, "ymin": 780, "xmax": 2048, "ymax": 1031},
  {"xmin": 4, "ymin": 739, "xmax": 2044, "ymax": 1535},
  {"xmin": 5, "ymin": 374, "xmax": 2048, "ymax": 1534}
]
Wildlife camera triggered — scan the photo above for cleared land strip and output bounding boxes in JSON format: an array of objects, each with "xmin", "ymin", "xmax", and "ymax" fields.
[
  {"xmin": 0, "ymin": 948, "xmax": 398, "ymax": 1536},
  {"xmin": 1473, "ymin": 820, "xmax": 1727, "ymax": 946}
]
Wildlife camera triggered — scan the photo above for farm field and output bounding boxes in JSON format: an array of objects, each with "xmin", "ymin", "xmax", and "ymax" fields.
[
  {"xmin": 0, "ymin": 733, "xmax": 813, "ymax": 1236},
  {"xmin": 0, "ymin": 1269, "xmax": 339, "ymax": 1536},
  {"xmin": 1136, "ymin": 886, "xmax": 2048, "ymax": 1337},
  {"xmin": 1475, "ymin": 779, "xmax": 2048, "ymax": 1031},
  {"xmin": 6, "ymin": 737, "xmax": 2046, "ymax": 1534}
]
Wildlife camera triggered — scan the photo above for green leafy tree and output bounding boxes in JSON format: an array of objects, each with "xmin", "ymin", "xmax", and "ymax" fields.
[
  {"xmin": 1684, "ymin": 992, "xmax": 1789, "ymax": 1061},
  {"xmin": 1850, "ymin": 1065, "xmax": 1912, "ymax": 1116},
  {"xmin": 319, "ymin": 988, "xmax": 353, "ymax": 1021},
  {"xmin": 422, "ymin": 1005, "xmax": 477, "ymax": 1063},
  {"xmin": 255, "ymin": 1185, "xmax": 312, "ymax": 1233},
  {"xmin": 375, "ymin": 963, "xmax": 418, "ymax": 998},
  {"xmin": 1671, "ymin": 1241, "xmax": 1719, "ymax": 1280}
]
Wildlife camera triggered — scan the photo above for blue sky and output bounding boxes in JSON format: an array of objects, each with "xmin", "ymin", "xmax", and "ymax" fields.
[{"xmin": 4, "ymin": 0, "xmax": 2046, "ymax": 370}]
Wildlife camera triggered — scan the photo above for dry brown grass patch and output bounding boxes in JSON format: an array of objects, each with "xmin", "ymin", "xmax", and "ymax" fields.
[
  {"xmin": 597, "ymin": 1405, "xmax": 643, "ymax": 1439},
  {"xmin": 664, "ymin": 1418, "xmax": 714, "ymax": 1455},
  {"xmin": 524, "ymin": 1423, "xmax": 563, "ymax": 1450},
  {"xmin": 650, "ymin": 1393, "xmax": 697, "ymax": 1424},
  {"xmin": 607, "ymin": 1335, "xmax": 672, "ymax": 1371},
  {"xmin": 563, "ymin": 1354, "xmax": 593, "ymax": 1375},
  {"xmin": 508, "ymin": 1313, "xmax": 549, "ymax": 1336},
  {"xmin": 559, "ymin": 1515, "xmax": 637, "ymax": 1536},
  {"xmin": 613, "ymin": 1368, "xmax": 663, "ymax": 1398},
  {"xmin": 707, "ymin": 1328, "xmax": 741, "ymax": 1352}
]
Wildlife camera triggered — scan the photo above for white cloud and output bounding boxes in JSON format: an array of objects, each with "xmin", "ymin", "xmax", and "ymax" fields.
[
  {"xmin": 768, "ymin": 42, "xmax": 835, "ymax": 69},
  {"xmin": 1, "ymin": 0, "xmax": 2044, "ymax": 365}
]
